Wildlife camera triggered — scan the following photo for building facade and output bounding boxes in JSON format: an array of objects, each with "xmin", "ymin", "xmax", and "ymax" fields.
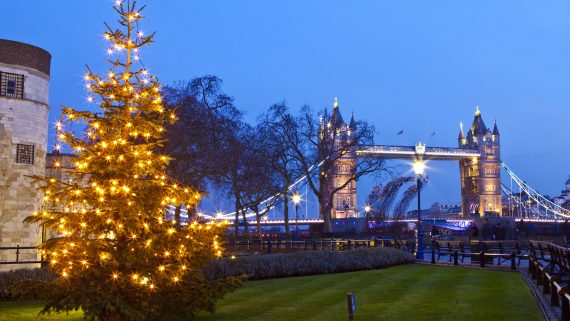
[
  {"xmin": 428, "ymin": 202, "xmax": 462, "ymax": 218},
  {"xmin": 553, "ymin": 178, "xmax": 570, "ymax": 209},
  {"xmin": 458, "ymin": 107, "xmax": 502, "ymax": 216},
  {"xmin": 0, "ymin": 39, "xmax": 51, "ymax": 268},
  {"xmin": 321, "ymin": 98, "xmax": 359, "ymax": 219}
]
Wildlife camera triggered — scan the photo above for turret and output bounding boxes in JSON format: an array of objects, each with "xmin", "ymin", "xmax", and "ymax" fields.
[
  {"xmin": 492, "ymin": 119, "xmax": 500, "ymax": 144},
  {"xmin": 331, "ymin": 97, "xmax": 344, "ymax": 128},
  {"xmin": 349, "ymin": 112, "xmax": 356, "ymax": 131},
  {"xmin": 470, "ymin": 105, "xmax": 487, "ymax": 138},
  {"xmin": 458, "ymin": 122, "xmax": 466, "ymax": 146}
]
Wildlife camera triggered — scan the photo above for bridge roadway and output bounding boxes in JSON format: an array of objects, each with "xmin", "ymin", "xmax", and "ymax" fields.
[
  {"xmin": 355, "ymin": 145, "xmax": 480, "ymax": 160},
  {"xmin": 222, "ymin": 218, "xmax": 475, "ymax": 226},
  {"xmin": 224, "ymin": 217, "xmax": 560, "ymax": 226}
]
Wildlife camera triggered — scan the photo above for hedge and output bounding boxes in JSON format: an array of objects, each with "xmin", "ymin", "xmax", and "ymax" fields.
[
  {"xmin": 0, "ymin": 248, "xmax": 413, "ymax": 300},
  {"xmin": 0, "ymin": 268, "xmax": 54, "ymax": 300},
  {"xmin": 205, "ymin": 247, "xmax": 414, "ymax": 280}
]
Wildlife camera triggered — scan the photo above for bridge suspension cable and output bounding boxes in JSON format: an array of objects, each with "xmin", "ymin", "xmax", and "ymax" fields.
[
  {"xmin": 501, "ymin": 162, "xmax": 570, "ymax": 220},
  {"xmin": 188, "ymin": 159, "xmax": 325, "ymax": 221}
]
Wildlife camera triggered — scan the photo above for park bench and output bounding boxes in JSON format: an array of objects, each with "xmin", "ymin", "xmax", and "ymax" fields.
[
  {"xmin": 469, "ymin": 241, "xmax": 494, "ymax": 265},
  {"xmin": 435, "ymin": 241, "xmax": 465, "ymax": 263},
  {"xmin": 528, "ymin": 242, "xmax": 570, "ymax": 321},
  {"xmin": 487, "ymin": 241, "xmax": 519, "ymax": 265},
  {"xmin": 544, "ymin": 243, "xmax": 570, "ymax": 284},
  {"xmin": 465, "ymin": 241, "xmax": 527, "ymax": 266},
  {"xmin": 540, "ymin": 235, "xmax": 567, "ymax": 246},
  {"xmin": 530, "ymin": 241, "xmax": 553, "ymax": 268}
]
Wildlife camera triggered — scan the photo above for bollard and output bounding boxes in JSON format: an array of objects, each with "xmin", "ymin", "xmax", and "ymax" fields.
[
  {"xmin": 431, "ymin": 248, "xmax": 436, "ymax": 264},
  {"xmin": 304, "ymin": 240, "xmax": 308, "ymax": 250},
  {"xmin": 313, "ymin": 240, "xmax": 317, "ymax": 251},
  {"xmin": 453, "ymin": 251, "xmax": 459, "ymax": 266},
  {"xmin": 480, "ymin": 251, "xmax": 485, "ymax": 268},
  {"xmin": 267, "ymin": 240, "xmax": 272, "ymax": 254},
  {"xmin": 510, "ymin": 252, "xmax": 516, "ymax": 271},
  {"xmin": 16, "ymin": 245, "xmax": 20, "ymax": 263},
  {"xmin": 348, "ymin": 240, "xmax": 352, "ymax": 250},
  {"xmin": 347, "ymin": 293, "xmax": 356, "ymax": 321}
]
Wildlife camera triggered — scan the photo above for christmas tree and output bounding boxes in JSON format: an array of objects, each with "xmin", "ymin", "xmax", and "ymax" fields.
[{"xmin": 13, "ymin": 2, "xmax": 237, "ymax": 320}]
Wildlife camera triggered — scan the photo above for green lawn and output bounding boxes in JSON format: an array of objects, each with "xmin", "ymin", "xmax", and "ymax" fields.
[{"xmin": 0, "ymin": 265, "xmax": 543, "ymax": 321}]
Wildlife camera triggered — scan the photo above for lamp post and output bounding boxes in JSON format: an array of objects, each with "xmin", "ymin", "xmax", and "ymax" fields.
[
  {"xmin": 364, "ymin": 205, "xmax": 371, "ymax": 218},
  {"xmin": 292, "ymin": 193, "xmax": 301, "ymax": 240},
  {"xmin": 413, "ymin": 160, "xmax": 425, "ymax": 260}
]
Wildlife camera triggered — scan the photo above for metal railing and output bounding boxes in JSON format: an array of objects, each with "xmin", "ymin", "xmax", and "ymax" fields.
[
  {"xmin": 225, "ymin": 238, "xmax": 414, "ymax": 255},
  {"xmin": 0, "ymin": 245, "xmax": 42, "ymax": 265}
]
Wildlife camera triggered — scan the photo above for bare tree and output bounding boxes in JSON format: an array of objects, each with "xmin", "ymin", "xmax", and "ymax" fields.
[
  {"xmin": 242, "ymin": 125, "xmax": 282, "ymax": 240},
  {"xmin": 257, "ymin": 103, "xmax": 302, "ymax": 236},
  {"xmin": 287, "ymin": 105, "xmax": 387, "ymax": 233},
  {"xmin": 222, "ymin": 123, "xmax": 253, "ymax": 237},
  {"xmin": 162, "ymin": 76, "xmax": 242, "ymax": 225}
]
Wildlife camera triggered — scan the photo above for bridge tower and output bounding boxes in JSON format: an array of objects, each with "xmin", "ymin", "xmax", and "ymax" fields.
[
  {"xmin": 321, "ymin": 98, "xmax": 358, "ymax": 219},
  {"xmin": 458, "ymin": 107, "xmax": 502, "ymax": 216}
]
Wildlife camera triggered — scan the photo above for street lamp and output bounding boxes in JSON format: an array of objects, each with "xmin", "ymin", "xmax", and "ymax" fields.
[
  {"xmin": 364, "ymin": 205, "xmax": 371, "ymax": 218},
  {"xmin": 413, "ymin": 159, "xmax": 425, "ymax": 260},
  {"xmin": 292, "ymin": 193, "xmax": 301, "ymax": 239}
]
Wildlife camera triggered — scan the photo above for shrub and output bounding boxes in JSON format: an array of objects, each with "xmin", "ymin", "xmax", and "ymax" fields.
[
  {"xmin": 205, "ymin": 247, "xmax": 414, "ymax": 280},
  {"xmin": 0, "ymin": 268, "xmax": 54, "ymax": 300}
]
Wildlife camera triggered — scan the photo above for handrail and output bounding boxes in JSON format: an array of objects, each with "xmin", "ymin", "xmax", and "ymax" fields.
[{"xmin": 0, "ymin": 245, "xmax": 42, "ymax": 266}]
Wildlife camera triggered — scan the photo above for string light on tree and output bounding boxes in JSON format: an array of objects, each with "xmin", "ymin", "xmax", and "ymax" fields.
[{"xmin": 19, "ymin": 2, "xmax": 234, "ymax": 320}]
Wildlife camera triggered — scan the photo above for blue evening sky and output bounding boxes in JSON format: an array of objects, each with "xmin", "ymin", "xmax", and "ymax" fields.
[{"xmin": 2, "ymin": 1, "xmax": 569, "ymax": 215}]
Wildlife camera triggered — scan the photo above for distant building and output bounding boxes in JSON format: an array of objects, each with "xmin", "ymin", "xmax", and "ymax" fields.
[
  {"xmin": 428, "ymin": 202, "xmax": 462, "ymax": 218},
  {"xmin": 0, "ymin": 39, "xmax": 51, "ymax": 269},
  {"xmin": 554, "ymin": 178, "xmax": 570, "ymax": 209},
  {"xmin": 406, "ymin": 209, "xmax": 430, "ymax": 219}
]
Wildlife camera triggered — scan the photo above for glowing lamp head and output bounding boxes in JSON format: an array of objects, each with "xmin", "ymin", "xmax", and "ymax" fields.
[
  {"xmin": 292, "ymin": 193, "xmax": 301, "ymax": 205},
  {"xmin": 364, "ymin": 205, "xmax": 371, "ymax": 213},
  {"xmin": 413, "ymin": 160, "xmax": 425, "ymax": 176}
]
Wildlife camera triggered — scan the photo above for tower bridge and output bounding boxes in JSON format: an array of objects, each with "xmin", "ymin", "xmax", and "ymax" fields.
[
  {"xmin": 197, "ymin": 100, "xmax": 568, "ymax": 223},
  {"xmin": 323, "ymin": 102, "xmax": 502, "ymax": 219}
]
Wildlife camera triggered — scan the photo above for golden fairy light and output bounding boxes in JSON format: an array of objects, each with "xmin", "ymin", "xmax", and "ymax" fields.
[{"xmin": 25, "ymin": 0, "xmax": 227, "ymax": 296}]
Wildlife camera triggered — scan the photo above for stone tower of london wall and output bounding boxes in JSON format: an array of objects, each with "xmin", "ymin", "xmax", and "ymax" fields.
[{"xmin": 0, "ymin": 39, "xmax": 51, "ymax": 269}]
